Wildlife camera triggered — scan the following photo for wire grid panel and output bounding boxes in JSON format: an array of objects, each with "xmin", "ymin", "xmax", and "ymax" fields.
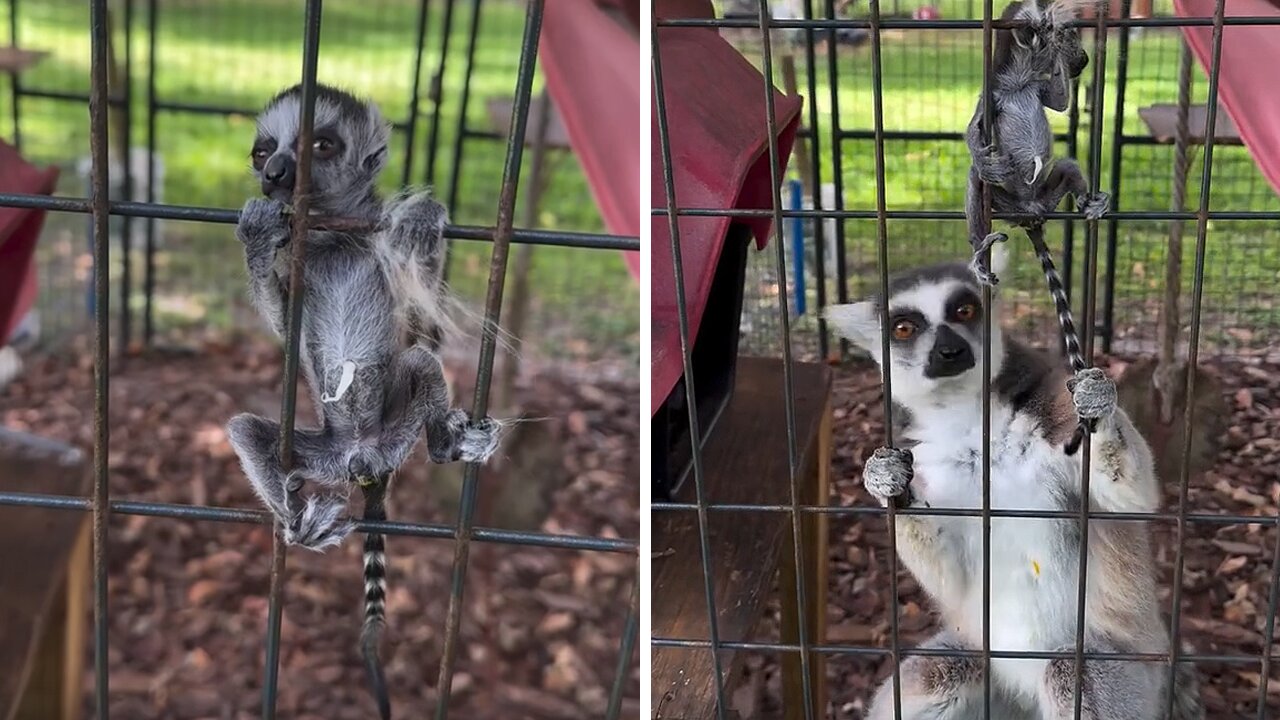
[
  {"xmin": 0, "ymin": 0, "xmax": 640, "ymax": 717},
  {"xmin": 651, "ymin": 1, "xmax": 1276, "ymax": 719},
  {"xmin": 3, "ymin": 0, "xmax": 637, "ymax": 364}
]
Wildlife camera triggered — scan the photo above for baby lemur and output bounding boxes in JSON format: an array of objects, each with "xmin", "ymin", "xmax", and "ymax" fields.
[
  {"xmin": 226, "ymin": 84, "xmax": 501, "ymax": 720},
  {"xmin": 825, "ymin": 249, "xmax": 1201, "ymax": 719},
  {"xmin": 965, "ymin": 0, "xmax": 1109, "ymax": 453}
]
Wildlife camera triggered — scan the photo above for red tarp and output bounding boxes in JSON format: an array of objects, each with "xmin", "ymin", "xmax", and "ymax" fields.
[
  {"xmin": 0, "ymin": 140, "xmax": 59, "ymax": 347},
  {"xmin": 650, "ymin": 26, "xmax": 802, "ymax": 416},
  {"xmin": 539, "ymin": 0, "xmax": 641, "ymax": 278},
  {"xmin": 1174, "ymin": 0, "xmax": 1280, "ymax": 200}
]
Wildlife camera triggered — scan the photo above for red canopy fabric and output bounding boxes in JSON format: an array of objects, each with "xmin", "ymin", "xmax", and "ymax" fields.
[
  {"xmin": 0, "ymin": 140, "xmax": 59, "ymax": 347},
  {"xmin": 1174, "ymin": 0, "xmax": 1280, "ymax": 200},
  {"xmin": 539, "ymin": 0, "xmax": 641, "ymax": 278},
  {"xmin": 650, "ymin": 26, "xmax": 803, "ymax": 416}
]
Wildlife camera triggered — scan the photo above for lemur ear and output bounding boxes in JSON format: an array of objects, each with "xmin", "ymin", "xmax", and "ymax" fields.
[
  {"xmin": 364, "ymin": 145, "xmax": 388, "ymax": 176},
  {"xmin": 825, "ymin": 302, "xmax": 882, "ymax": 357}
]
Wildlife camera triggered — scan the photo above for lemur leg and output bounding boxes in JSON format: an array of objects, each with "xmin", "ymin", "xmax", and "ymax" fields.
[
  {"xmin": 226, "ymin": 413, "xmax": 354, "ymax": 551},
  {"xmin": 1069, "ymin": 368, "xmax": 1160, "ymax": 513},
  {"xmin": 965, "ymin": 166, "xmax": 1009, "ymax": 287},
  {"xmin": 347, "ymin": 345, "xmax": 449, "ymax": 479},
  {"xmin": 863, "ymin": 448, "xmax": 969, "ymax": 599},
  {"xmin": 378, "ymin": 190, "xmax": 449, "ymax": 347},
  {"xmin": 1037, "ymin": 158, "xmax": 1109, "ymax": 221},
  {"xmin": 866, "ymin": 630, "xmax": 1027, "ymax": 720},
  {"xmin": 236, "ymin": 198, "xmax": 293, "ymax": 337},
  {"xmin": 1040, "ymin": 638, "xmax": 1162, "ymax": 720}
]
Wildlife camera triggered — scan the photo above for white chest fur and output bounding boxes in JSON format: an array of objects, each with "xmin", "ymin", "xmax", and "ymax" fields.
[{"xmin": 903, "ymin": 395, "xmax": 1083, "ymax": 701}]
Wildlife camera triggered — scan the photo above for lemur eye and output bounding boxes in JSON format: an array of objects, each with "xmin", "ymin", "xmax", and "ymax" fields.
[
  {"xmin": 250, "ymin": 147, "xmax": 271, "ymax": 168},
  {"xmin": 954, "ymin": 304, "xmax": 977, "ymax": 322},
  {"xmin": 313, "ymin": 137, "xmax": 336, "ymax": 155},
  {"xmin": 892, "ymin": 319, "xmax": 917, "ymax": 340}
]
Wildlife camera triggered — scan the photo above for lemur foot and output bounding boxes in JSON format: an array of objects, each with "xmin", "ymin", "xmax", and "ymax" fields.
[
  {"xmin": 457, "ymin": 417, "xmax": 501, "ymax": 463},
  {"xmin": 284, "ymin": 491, "xmax": 353, "ymax": 551},
  {"xmin": 969, "ymin": 232, "xmax": 1007, "ymax": 287},
  {"xmin": 1078, "ymin": 191, "xmax": 1110, "ymax": 221},
  {"xmin": 862, "ymin": 446, "xmax": 916, "ymax": 508},
  {"xmin": 237, "ymin": 198, "xmax": 292, "ymax": 277}
]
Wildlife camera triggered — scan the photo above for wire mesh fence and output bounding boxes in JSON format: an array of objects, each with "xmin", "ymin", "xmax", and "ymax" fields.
[
  {"xmin": 653, "ymin": 0, "xmax": 1280, "ymax": 718},
  {"xmin": 0, "ymin": 0, "xmax": 639, "ymax": 716},
  {"xmin": 2, "ymin": 0, "xmax": 639, "ymax": 366}
]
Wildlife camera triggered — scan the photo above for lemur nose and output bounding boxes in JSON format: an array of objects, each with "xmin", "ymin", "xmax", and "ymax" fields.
[
  {"xmin": 263, "ymin": 154, "xmax": 295, "ymax": 187},
  {"xmin": 939, "ymin": 345, "xmax": 964, "ymax": 360}
]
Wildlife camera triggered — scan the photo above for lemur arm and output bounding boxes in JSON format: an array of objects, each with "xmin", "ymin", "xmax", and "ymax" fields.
[
  {"xmin": 1071, "ymin": 368, "xmax": 1160, "ymax": 513},
  {"xmin": 237, "ymin": 198, "xmax": 293, "ymax": 338}
]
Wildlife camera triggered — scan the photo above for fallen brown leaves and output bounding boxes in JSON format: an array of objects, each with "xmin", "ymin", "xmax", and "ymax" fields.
[{"xmin": 0, "ymin": 339, "xmax": 639, "ymax": 719}]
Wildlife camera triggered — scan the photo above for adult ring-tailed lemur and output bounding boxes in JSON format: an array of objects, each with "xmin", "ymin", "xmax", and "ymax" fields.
[
  {"xmin": 964, "ymin": 0, "xmax": 1110, "ymax": 454},
  {"xmin": 824, "ymin": 247, "xmax": 1203, "ymax": 719},
  {"xmin": 225, "ymin": 84, "xmax": 502, "ymax": 720}
]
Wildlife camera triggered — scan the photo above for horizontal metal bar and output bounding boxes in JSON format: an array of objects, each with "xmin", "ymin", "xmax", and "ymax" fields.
[
  {"xmin": 0, "ymin": 193, "xmax": 639, "ymax": 250},
  {"xmin": 0, "ymin": 491, "xmax": 637, "ymax": 553},
  {"xmin": 837, "ymin": 128, "xmax": 1071, "ymax": 144},
  {"xmin": 651, "ymin": 501, "xmax": 1278, "ymax": 526},
  {"xmin": 652, "ymin": 206, "xmax": 1280, "ymax": 222},
  {"xmin": 17, "ymin": 86, "xmax": 124, "ymax": 106},
  {"xmin": 650, "ymin": 637, "xmax": 1277, "ymax": 665},
  {"xmin": 658, "ymin": 16, "xmax": 1280, "ymax": 29}
]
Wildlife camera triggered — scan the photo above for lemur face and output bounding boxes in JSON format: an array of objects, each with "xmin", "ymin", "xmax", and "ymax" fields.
[
  {"xmin": 826, "ymin": 260, "xmax": 1006, "ymax": 403},
  {"xmin": 250, "ymin": 84, "xmax": 390, "ymax": 213},
  {"xmin": 1002, "ymin": 0, "xmax": 1088, "ymax": 112}
]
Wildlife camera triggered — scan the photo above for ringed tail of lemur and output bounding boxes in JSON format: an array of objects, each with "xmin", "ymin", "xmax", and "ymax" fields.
[
  {"xmin": 823, "ymin": 253, "xmax": 1204, "ymax": 720},
  {"xmin": 224, "ymin": 84, "xmax": 505, "ymax": 720},
  {"xmin": 964, "ymin": 0, "xmax": 1109, "ymax": 454}
]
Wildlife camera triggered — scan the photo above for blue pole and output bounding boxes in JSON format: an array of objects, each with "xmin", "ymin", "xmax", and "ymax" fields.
[{"xmin": 789, "ymin": 178, "xmax": 805, "ymax": 315}]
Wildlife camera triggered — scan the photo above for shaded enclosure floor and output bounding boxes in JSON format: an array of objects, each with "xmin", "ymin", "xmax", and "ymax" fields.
[
  {"xmin": 735, "ymin": 355, "xmax": 1280, "ymax": 719},
  {"xmin": 0, "ymin": 339, "xmax": 639, "ymax": 719}
]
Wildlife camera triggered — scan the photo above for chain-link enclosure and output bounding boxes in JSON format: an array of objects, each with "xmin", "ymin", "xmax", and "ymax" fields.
[
  {"xmin": 653, "ymin": 0, "xmax": 1278, "ymax": 718},
  {"xmin": 0, "ymin": 0, "xmax": 639, "ymax": 717}
]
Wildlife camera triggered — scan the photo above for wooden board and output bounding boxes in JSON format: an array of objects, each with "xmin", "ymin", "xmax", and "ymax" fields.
[
  {"xmin": 0, "ymin": 428, "xmax": 89, "ymax": 720},
  {"xmin": 1138, "ymin": 104, "xmax": 1243, "ymax": 146},
  {"xmin": 0, "ymin": 48, "xmax": 47, "ymax": 74},
  {"xmin": 652, "ymin": 357, "xmax": 832, "ymax": 719}
]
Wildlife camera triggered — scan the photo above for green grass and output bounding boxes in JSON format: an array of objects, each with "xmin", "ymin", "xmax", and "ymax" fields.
[
  {"xmin": 737, "ymin": 12, "xmax": 1280, "ymax": 355},
  {"xmin": 8, "ymin": 0, "xmax": 638, "ymax": 361}
]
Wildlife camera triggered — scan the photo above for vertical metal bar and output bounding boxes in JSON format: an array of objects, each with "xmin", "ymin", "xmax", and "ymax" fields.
[
  {"xmin": 755, "ymin": 5, "xmax": 815, "ymax": 718},
  {"xmin": 1101, "ymin": 0, "xmax": 1133, "ymax": 354},
  {"xmin": 445, "ymin": 0, "xmax": 481, "ymax": 213},
  {"xmin": 424, "ymin": 0, "xmax": 459, "ymax": 187},
  {"xmin": 1255, "ymin": 521, "xmax": 1280, "ymax": 718},
  {"xmin": 119, "ymin": 0, "xmax": 136, "ymax": 356},
  {"xmin": 868, "ymin": 2, "xmax": 904, "ymax": 716},
  {"xmin": 1071, "ymin": 9, "xmax": 1110, "ymax": 719},
  {"xmin": 1165, "ymin": 2, "xmax": 1227, "ymax": 716},
  {"xmin": 400, "ymin": 0, "xmax": 431, "ymax": 187},
  {"xmin": 88, "ymin": 0, "xmax": 111, "ymax": 714},
  {"xmin": 7, "ymin": 0, "xmax": 20, "ymax": 149},
  {"xmin": 803, "ymin": 0, "xmax": 828, "ymax": 359},
  {"xmin": 824, "ymin": 0, "xmax": 849, "ymax": 357},
  {"xmin": 977, "ymin": 1, "xmax": 995, "ymax": 716},
  {"xmin": 605, "ymin": 574, "xmax": 640, "ymax": 720},
  {"xmin": 1062, "ymin": 74, "xmax": 1081, "ymax": 308},
  {"xmin": 650, "ymin": 13, "xmax": 728, "ymax": 719},
  {"xmin": 262, "ymin": 1, "xmax": 326, "ymax": 716},
  {"xmin": 432, "ymin": 3, "xmax": 543, "ymax": 716},
  {"xmin": 143, "ymin": 0, "xmax": 158, "ymax": 346}
]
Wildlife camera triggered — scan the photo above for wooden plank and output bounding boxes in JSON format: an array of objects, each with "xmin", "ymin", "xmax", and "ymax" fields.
[
  {"xmin": 1137, "ymin": 104, "xmax": 1243, "ymax": 146},
  {"xmin": 0, "ymin": 47, "xmax": 47, "ymax": 74},
  {"xmin": 0, "ymin": 429, "xmax": 90, "ymax": 720},
  {"xmin": 652, "ymin": 357, "xmax": 832, "ymax": 719}
]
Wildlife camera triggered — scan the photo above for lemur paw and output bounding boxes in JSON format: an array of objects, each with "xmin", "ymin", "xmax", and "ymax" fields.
[
  {"xmin": 1078, "ymin": 191, "xmax": 1110, "ymax": 221},
  {"xmin": 386, "ymin": 192, "xmax": 448, "ymax": 247},
  {"xmin": 862, "ymin": 446, "xmax": 915, "ymax": 507},
  {"xmin": 284, "ymin": 492, "xmax": 354, "ymax": 552},
  {"xmin": 457, "ymin": 417, "xmax": 502, "ymax": 464},
  {"xmin": 1068, "ymin": 367, "xmax": 1117, "ymax": 423},
  {"xmin": 969, "ymin": 232, "xmax": 1006, "ymax": 287},
  {"xmin": 976, "ymin": 148, "xmax": 1012, "ymax": 185},
  {"xmin": 237, "ymin": 198, "xmax": 291, "ymax": 276}
]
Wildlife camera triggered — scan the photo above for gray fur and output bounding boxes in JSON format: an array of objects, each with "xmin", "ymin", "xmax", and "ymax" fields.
[{"xmin": 825, "ymin": 263, "xmax": 1203, "ymax": 720}]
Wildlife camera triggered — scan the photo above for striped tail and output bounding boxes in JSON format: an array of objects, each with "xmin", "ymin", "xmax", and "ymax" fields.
[
  {"xmin": 360, "ymin": 480, "xmax": 391, "ymax": 720},
  {"xmin": 1025, "ymin": 225, "xmax": 1091, "ymax": 455}
]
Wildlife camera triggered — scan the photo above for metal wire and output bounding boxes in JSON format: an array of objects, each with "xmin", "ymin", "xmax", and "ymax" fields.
[
  {"xmin": 977, "ymin": 1, "xmax": 994, "ymax": 715},
  {"xmin": 650, "ymin": 9, "xmax": 729, "ymax": 718},
  {"xmin": 432, "ymin": 2, "xmax": 544, "ymax": 716}
]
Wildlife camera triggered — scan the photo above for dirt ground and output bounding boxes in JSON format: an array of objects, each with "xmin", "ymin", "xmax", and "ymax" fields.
[
  {"xmin": 734, "ymin": 354, "xmax": 1280, "ymax": 719},
  {"xmin": 0, "ymin": 339, "xmax": 639, "ymax": 719}
]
